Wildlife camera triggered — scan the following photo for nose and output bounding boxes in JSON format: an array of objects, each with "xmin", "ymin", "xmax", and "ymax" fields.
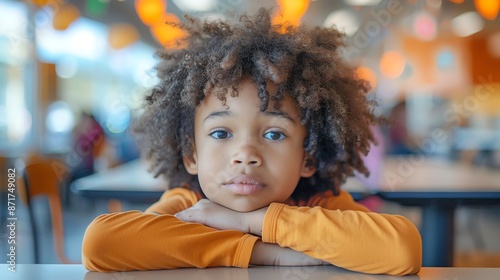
[{"xmin": 231, "ymin": 145, "xmax": 263, "ymax": 166}]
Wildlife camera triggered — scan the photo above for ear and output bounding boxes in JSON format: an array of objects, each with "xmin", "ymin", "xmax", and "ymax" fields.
[
  {"xmin": 300, "ymin": 155, "xmax": 316, "ymax": 178},
  {"xmin": 183, "ymin": 149, "xmax": 198, "ymax": 175}
]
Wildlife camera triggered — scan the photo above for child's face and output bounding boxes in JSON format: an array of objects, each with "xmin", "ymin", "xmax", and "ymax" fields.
[{"xmin": 183, "ymin": 78, "xmax": 316, "ymax": 212}]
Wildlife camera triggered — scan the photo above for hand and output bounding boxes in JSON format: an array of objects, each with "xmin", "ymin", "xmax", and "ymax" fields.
[
  {"xmin": 175, "ymin": 199, "xmax": 267, "ymax": 235},
  {"xmin": 175, "ymin": 199, "xmax": 243, "ymax": 231}
]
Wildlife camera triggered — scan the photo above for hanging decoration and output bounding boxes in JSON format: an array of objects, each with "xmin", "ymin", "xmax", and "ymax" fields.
[
  {"xmin": 273, "ymin": 0, "xmax": 310, "ymax": 28},
  {"xmin": 135, "ymin": 0, "xmax": 166, "ymax": 26},
  {"xmin": 150, "ymin": 13, "xmax": 185, "ymax": 48},
  {"xmin": 52, "ymin": 4, "xmax": 80, "ymax": 31},
  {"xmin": 474, "ymin": 0, "xmax": 500, "ymax": 20},
  {"xmin": 380, "ymin": 51, "xmax": 405, "ymax": 79}
]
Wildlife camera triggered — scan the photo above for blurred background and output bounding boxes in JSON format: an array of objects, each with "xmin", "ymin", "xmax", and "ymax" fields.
[{"xmin": 0, "ymin": 0, "xmax": 499, "ymax": 267}]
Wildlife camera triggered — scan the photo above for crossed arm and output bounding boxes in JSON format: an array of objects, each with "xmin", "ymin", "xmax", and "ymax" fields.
[
  {"xmin": 174, "ymin": 197, "xmax": 421, "ymax": 275},
  {"xmin": 82, "ymin": 190, "xmax": 421, "ymax": 274},
  {"xmin": 174, "ymin": 199, "xmax": 327, "ymax": 266}
]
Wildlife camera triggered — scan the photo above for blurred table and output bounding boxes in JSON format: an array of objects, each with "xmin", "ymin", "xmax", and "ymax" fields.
[
  {"xmin": 453, "ymin": 127, "xmax": 500, "ymax": 150},
  {"xmin": 70, "ymin": 160, "xmax": 168, "ymax": 203},
  {"xmin": 72, "ymin": 157, "xmax": 500, "ymax": 267},
  {"xmin": 71, "ymin": 159, "xmax": 371, "ymax": 202},
  {"xmin": 369, "ymin": 156, "xmax": 500, "ymax": 267},
  {"xmin": 2, "ymin": 264, "xmax": 500, "ymax": 280}
]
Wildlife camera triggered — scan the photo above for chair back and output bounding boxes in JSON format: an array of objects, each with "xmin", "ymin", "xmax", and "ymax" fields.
[
  {"xmin": 24, "ymin": 160, "xmax": 67, "ymax": 198},
  {"xmin": 23, "ymin": 157, "xmax": 75, "ymax": 264}
]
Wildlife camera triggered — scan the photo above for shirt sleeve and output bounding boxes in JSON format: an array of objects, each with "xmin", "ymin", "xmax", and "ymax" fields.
[
  {"xmin": 145, "ymin": 187, "xmax": 200, "ymax": 214},
  {"xmin": 82, "ymin": 188, "xmax": 259, "ymax": 272},
  {"xmin": 261, "ymin": 190, "xmax": 422, "ymax": 276}
]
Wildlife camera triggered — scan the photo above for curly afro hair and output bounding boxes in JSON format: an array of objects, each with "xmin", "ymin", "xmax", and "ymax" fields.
[{"xmin": 133, "ymin": 8, "xmax": 380, "ymax": 202}]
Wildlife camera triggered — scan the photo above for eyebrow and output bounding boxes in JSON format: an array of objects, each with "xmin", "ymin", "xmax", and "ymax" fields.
[
  {"xmin": 203, "ymin": 110, "xmax": 297, "ymax": 125},
  {"xmin": 203, "ymin": 111, "xmax": 233, "ymax": 123},
  {"xmin": 262, "ymin": 111, "xmax": 297, "ymax": 125}
]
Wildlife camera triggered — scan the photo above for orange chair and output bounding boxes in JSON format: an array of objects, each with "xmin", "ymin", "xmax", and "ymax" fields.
[{"xmin": 22, "ymin": 155, "xmax": 76, "ymax": 264}]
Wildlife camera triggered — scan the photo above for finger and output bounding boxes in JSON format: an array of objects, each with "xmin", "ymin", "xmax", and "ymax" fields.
[
  {"xmin": 174, "ymin": 211, "xmax": 189, "ymax": 221},
  {"xmin": 175, "ymin": 210, "xmax": 199, "ymax": 223}
]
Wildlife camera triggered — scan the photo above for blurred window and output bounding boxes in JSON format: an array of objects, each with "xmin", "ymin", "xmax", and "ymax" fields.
[{"xmin": 0, "ymin": 1, "xmax": 33, "ymax": 154}]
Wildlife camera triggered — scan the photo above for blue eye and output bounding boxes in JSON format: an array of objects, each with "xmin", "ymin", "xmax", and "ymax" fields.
[
  {"xmin": 264, "ymin": 131, "xmax": 286, "ymax": 141},
  {"xmin": 210, "ymin": 130, "xmax": 232, "ymax": 139}
]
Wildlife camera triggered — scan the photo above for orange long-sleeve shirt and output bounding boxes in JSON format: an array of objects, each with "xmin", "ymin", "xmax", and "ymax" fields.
[{"xmin": 82, "ymin": 188, "xmax": 421, "ymax": 275}]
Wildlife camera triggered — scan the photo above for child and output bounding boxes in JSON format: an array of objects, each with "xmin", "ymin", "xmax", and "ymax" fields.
[{"xmin": 82, "ymin": 8, "xmax": 421, "ymax": 275}]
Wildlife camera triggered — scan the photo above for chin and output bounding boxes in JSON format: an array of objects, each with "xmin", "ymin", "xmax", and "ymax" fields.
[{"xmin": 225, "ymin": 202, "xmax": 264, "ymax": 213}]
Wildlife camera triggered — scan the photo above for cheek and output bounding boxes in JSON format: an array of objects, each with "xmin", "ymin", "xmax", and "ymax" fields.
[
  {"xmin": 197, "ymin": 152, "xmax": 230, "ymax": 184},
  {"xmin": 267, "ymin": 152, "xmax": 304, "ymax": 180},
  {"xmin": 200, "ymin": 180, "xmax": 220, "ymax": 199},
  {"xmin": 198, "ymin": 171, "xmax": 225, "ymax": 200},
  {"xmin": 198, "ymin": 148, "xmax": 227, "ymax": 171}
]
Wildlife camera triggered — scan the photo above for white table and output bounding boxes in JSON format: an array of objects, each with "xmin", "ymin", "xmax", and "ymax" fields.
[
  {"xmin": 2, "ymin": 264, "xmax": 500, "ymax": 280},
  {"xmin": 72, "ymin": 157, "xmax": 500, "ymax": 267},
  {"xmin": 71, "ymin": 159, "xmax": 371, "ymax": 202},
  {"xmin": 345, "ymin": 156, "xmax": 500, "ymax": 267},
  {"xmin": 70, "ymin": 160, "xmax": 168, "ymax": 203}
]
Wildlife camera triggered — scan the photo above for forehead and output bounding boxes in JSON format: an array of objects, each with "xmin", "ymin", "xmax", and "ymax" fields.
[{"xmin": 197, "ymin": 78, "xmax": 300, "ymax": 116}]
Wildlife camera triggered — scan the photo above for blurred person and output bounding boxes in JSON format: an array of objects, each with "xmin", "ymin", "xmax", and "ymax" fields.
[
  {"xmin": 386, "ymin": 100, "xmax": 415, "ymax": 155},
  {"xmin": 115, "ymin": 117, "xmax": 141, "ymax": 164},
  {"xmin": 64, "ymin": 112, "xmax": 105, "ymax": 205}
]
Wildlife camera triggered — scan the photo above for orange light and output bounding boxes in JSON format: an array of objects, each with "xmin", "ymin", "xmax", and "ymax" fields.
[
  {"xmin": 356, "ymin": 67, "xmax": 377, "ymax": 90},
  {"xmin": 135, "ymin": 0, "xmax": 166, "ymax": 26},
  {"xmin": 150, "ymin": 13, "xmax": 186, "ymax": 48},
  {"xmin": 52, "ymin": 4, "xmax": 80, "ymax": 31},
  {"xmin": 449, "ymin": 0, "xmax": 464, "ymax": 3},
  {"xmin": 474, "ymin": 0, "xmax": 500, "ymax": 20},
  {"xmin": 273, "ymin": 0, "xmax": 310, "ymax": 27},
  {"xmin": 109, "ymin": 23, "xmax": 140, "ymax": 50},
  {"xmin": 380, "ymin": 51, "xmax": 405, "ymax": 79},
  {"xmin": 31, "ymin": 0, "xmax": 51, "ymax": 7}
]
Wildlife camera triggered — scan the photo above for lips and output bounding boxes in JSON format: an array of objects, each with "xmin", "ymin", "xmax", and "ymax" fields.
[{"xmin": 223, "ymin": 175, "xmax": 265, "ymax": 195}]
